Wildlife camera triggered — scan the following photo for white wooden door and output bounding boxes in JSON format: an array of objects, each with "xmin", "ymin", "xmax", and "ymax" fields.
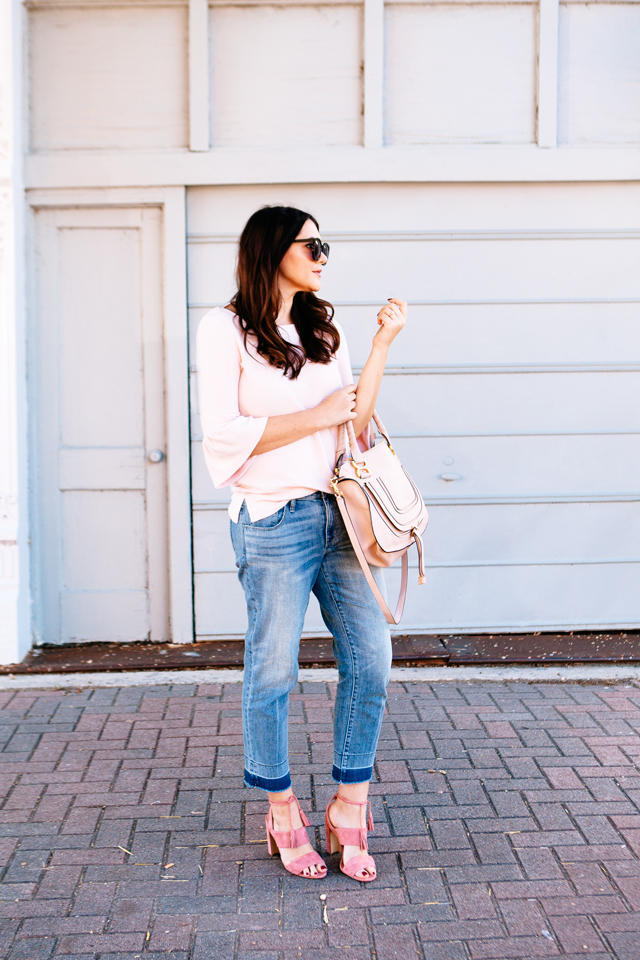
[
  {"xmin": 32, "ymin": 206, "xmax": 169, "ymax": 643},
  {"xmin": 188, "ymin": 183, "xmax": 640, "ymax": 639}
]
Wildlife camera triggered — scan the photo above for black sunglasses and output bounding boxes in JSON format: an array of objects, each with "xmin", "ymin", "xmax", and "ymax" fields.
[{"xmin": 291, "ymin": 237, "xmax": 330, "ymax": 262}]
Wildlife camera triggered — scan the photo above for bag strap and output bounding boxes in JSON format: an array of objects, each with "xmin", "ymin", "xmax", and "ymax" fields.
[
  {"xmin": 334, "ymin": 492, "xmax": 408, "ymax": 625},
  {"xmin": 336, "ymin": 411, "xmax": 394, "ymax": 464}
]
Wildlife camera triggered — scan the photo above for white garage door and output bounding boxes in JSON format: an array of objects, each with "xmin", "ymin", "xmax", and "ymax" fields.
[{"xmin": 188, "ymin": 183, "xmax": 640, "ymax": 639}]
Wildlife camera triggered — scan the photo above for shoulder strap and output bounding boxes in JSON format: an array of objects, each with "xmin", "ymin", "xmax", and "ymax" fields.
[{"xmin": 334, "ymin": 493, "xmax": 408, "ymax": 625}]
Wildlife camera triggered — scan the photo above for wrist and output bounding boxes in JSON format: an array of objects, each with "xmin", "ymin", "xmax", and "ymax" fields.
[
  {"xmin": 370, "ymin": 338, "xmax": 390, "ymax": 357},
  {"xmin": 309, "ymin": 404, "xmax": 327, "ymax": 431}
]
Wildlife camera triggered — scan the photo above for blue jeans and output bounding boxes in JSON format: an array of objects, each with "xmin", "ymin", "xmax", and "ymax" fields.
[{"xmin": 230, "ymin": 491, "xmax": 392, "ymax": 792}]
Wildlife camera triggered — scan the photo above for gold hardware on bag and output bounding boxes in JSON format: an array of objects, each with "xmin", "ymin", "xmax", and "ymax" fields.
[
  {"xmin": 330, "ymin": 476, "xmax": 342, "ymax": 497},
  {"xmin": 352, "ymin": 459, "xmax": 370, "ymax": 479}
]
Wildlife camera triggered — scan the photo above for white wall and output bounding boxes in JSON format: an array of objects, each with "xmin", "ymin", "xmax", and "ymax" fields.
[{"xmin": 0, "ymin": 0, "xmax": 30, "ymax": 665}]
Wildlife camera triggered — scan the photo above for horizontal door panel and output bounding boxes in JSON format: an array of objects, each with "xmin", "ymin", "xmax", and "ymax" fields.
[
  {"xmin": 336, "ymin": 302, "xmax": 640, "ymax": 369},
  {"xmin": 395, "ymin": 434, "xmax": 640, "ymax": 500},
  {"xmin": 197, "ymin": 562, "xmax": 640, "ymax": 638},
  {"xmin": 59, "ymin": 447, "xmax": 146, "ymax": 490},
  {"xmin": 193, "ymin": 500, "xmax": 640, "ymax": 573},
  {"xmin": 195, "ymin": 571, "xmax": 326, "ymax": 638},
  {"xmin": 383, "ymin": 561, "xmax": 640, "ymax": 632},
  {"xmin": 186, "ymin": 183, "xmax": 640, "ymax": 236},
  {"xmin": 188, "ymin": 237, "xmax": 640, "ymax": 305},
  {"xmin": 375, "ymin": 371, "xmax": 640, "ymax": 436},
  {"xmin": 61, "ymin": 591, "xmax": 149, "ymax": 643},
  {"xmin": 327, "ymin": 238, "xmax": 640, "ymax": 303},
  {"xmin": 192, "ymin": 434, "xmax": 640, "ymax": 507}
]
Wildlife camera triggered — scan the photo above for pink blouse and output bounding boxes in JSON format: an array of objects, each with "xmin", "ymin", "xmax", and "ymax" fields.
[{"xmin": 197, "ymin": 306, "xmax": 356, "ymax": 522}]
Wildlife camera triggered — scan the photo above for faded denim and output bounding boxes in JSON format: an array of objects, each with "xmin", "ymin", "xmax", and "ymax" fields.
[{"xmin": 230, "ymin": 491, "xmax": 392, "ymax": 792}]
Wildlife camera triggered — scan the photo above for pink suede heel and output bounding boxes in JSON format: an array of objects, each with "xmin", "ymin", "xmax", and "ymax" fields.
[
  {"xmin": 325, "ymin": 793, "xmax": 376, "ymax": 882},
  {"xmin": 265, "ymin": 794, "xmax": 327, "ymax": 879}
]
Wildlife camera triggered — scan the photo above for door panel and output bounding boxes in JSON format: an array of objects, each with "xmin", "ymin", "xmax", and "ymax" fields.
[
  {"xmin": 33, "ymin": 206, "xmax": 169, "ymax": 643},
  {"xmin": 187, "ymin": 183, "xmax": 640, "ymax": 637}
]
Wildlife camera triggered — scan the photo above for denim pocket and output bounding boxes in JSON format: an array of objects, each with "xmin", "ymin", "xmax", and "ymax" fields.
[{"xmin": 241, "ymin": 505, "xmax": 287, "ymax": 529}]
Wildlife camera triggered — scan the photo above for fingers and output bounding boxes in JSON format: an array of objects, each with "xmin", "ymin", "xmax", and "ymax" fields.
[
  {"xmin": 387, "ymin": 298, "xmax": 408, "ymax": 316},
  {"xmin": 377, "ymin": 301, "xmax": 405, "ymax": 326}
]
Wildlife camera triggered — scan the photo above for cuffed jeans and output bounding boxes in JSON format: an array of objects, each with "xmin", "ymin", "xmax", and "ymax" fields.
[{"xmin": 230, "ymin": 491, "xmax": 392, "ymax": 792}]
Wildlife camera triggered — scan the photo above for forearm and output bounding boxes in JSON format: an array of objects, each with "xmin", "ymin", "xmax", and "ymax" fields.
[
  {"xmin": 251, "ymin": 408, "xmax": 323, "ymax": 456},
  {"xmin": 353, "ymin": 342, "xmax": 389, "ymax": 437}
]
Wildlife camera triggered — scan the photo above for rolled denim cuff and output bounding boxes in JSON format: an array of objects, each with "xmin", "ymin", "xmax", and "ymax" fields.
[
  {"xmin": 332, "ymin": 764, "xmax": 372, "ymax": 785},
  {"xmin": 244, "ymin": 769, "xmax": 292, "ymax": 792}
]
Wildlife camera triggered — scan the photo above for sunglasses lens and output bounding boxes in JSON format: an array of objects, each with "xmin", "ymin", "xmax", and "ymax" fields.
[{"xmin": 322, "ymin": 243, "xmax": 330, "ymax": 261}]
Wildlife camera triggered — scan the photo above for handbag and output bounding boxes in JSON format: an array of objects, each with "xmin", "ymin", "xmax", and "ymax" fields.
[{"xmin": 330, "ymin": 411, "xmax": 428, "ymax": 625}]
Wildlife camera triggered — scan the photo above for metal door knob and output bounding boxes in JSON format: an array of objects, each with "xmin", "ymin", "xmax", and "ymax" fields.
[{"xmin": 148, "ymin": 449, "xmax": 165, "ymax": 463}]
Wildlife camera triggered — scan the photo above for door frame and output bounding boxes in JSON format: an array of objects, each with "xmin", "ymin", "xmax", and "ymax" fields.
[{"xmin": 27, "ymin": 186, "xmax": 194, "ymax": 644}]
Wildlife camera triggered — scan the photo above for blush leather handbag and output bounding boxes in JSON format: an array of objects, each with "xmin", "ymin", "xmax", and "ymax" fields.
[{"xmin": 331, "ymin": 412, "xmax": 428, "ymax": 625}]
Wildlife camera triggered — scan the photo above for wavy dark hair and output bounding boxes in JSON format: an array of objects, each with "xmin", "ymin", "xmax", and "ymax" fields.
[{"xmin": 232, "ymin": 205, "xmax": 339, "ymax": 379}]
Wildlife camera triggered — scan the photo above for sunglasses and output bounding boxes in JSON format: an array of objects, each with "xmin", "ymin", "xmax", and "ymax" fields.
[{"xmin": 291, "ymin": 237, "xmax": 330, "ymax": 262}]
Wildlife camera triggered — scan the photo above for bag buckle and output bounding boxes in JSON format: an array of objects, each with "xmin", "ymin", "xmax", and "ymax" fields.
[{"xmin": 351, "ymin": 459, "xmax": 370, "ymax": 479}]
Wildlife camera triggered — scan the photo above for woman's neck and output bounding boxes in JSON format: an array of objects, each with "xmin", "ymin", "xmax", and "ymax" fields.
[{"xmin": 276, "ymin": 287, "xmax": 296, "ymax": 326}]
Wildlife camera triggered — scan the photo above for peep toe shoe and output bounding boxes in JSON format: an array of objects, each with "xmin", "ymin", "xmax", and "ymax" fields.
[
  {"xmin": 325, "ymin": 794, "xmax": 377, "ymax": 882},
  {"xmin": 265, "ymin": 794, "xmax": 327, "ymax": 879}
]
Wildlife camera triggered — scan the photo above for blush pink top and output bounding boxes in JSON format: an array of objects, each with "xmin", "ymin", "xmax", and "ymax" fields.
[{"xmin": 197, "ymin": 306, "xmax": 356, "ymax": 522}]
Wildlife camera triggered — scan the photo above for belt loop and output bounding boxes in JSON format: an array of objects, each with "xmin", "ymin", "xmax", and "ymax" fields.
[{"xmin": 289, "ymin": 499, "xmax": 295, "ymax": 513}]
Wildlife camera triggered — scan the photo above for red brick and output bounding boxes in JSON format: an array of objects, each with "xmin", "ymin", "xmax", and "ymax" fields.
[
  {"xmin": 498, "ymin": 900, "xmax": 547, "ymax": 936},
  {"xmin": 0, "ymin": 839, "xmax": 18, "ymax": 867},
  {"xmin": 108, "ymin": 897, "xmax": 153, "ymax": 932},
  {"xmin": 376, "ymin": 761, "xmax": 411, "ymax": 782},
  {"xmin": 550, "ymin": 915, "xmax": 606, "ymax": 953},
  {"xmin": 542, "ymin": 768, "xmax": 582, "ymax": 790},
  {"xmin": 3, "ymin": 785, "xmax": 40, "ymax": 812},
  {"xmin": 61, "ymin": 807, "xmax": 101, "ymax": 835},
  {"xmin": 50, "ymin": 849, "xmax": 124, "ymax": 866},
  {"xmin": 484, "ymin": 722, "xmax": 518, "ymax": 739},
  {"xmin": 37, "ymin": 865, "xmax": 82, "ymax": 899},
  {"xmin": 33, "ymin": 795, "xmax": 73, "ymax": 822},
  {"xmin": 55, "ymin": 932, "xmax": 145, "ymax": 953},
  {"xmin": 373, "ymin": 924, "xmax": 421, "ymax": 959},
  {"xmin": 451, "ymin": 884, "xmax": 497, "ymax": 919},
  {"xmin": 491, "ymin": 880, "xmax": 571, "ymax": 900},
  {"xmin": 148, "ymin": 914, "xmax": 195, "ymax": 951},
  {"xmin": 542, "ymin": 895, "xmax": 627, "ymax": 915},
  {"xmin": 563, "ymin": 862, "xmax": 616, "ymax": 896},
  {"xmin": 468, "ymin": 937, "xmax": 558, "ymax": 958},
  {"xmin": 142, "ymin": 779, "xmax": 177, "ymax": 806},
  {"xmin": 327, "ymin": 907, "xmax": 369, "ymax": 946}
]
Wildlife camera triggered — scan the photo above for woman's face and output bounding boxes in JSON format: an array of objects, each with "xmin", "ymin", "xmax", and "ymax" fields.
[{"xmin": 277, "ymin": 219, "xmax": 326, "ymax": 296}]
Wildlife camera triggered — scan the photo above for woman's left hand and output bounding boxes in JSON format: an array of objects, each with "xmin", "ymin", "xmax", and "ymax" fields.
[{"xmin": 373, "ymin": 298, "xmax": 407, "ymax": 349}]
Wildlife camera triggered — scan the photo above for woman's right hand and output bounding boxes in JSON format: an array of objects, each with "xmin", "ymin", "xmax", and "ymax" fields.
[{"xmin": 315, "ymin": 384, "xmax": 357, "ymax": 429}]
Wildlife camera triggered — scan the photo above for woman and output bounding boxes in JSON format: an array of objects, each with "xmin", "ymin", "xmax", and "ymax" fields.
[{"xmin": 197, "ymin": 205, "xmax": 406, "ymax": 881}]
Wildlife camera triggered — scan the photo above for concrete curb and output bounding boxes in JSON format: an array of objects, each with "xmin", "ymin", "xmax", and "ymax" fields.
[{"xmin": 1, "ymin": 663, "xmax": 640, "ymax": 689}]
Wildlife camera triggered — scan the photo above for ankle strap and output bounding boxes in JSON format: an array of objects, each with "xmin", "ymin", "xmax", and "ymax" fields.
[
  {"xmin": 269, "ymin": 794, "xmax": 296, "ymax": 807},
  {"xmin": 335, "ymin": 793, "xmax": 369, "ymax": 808}
]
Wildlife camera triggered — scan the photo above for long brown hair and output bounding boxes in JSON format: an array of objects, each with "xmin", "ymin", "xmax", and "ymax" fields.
[{"xmin": 232, "ymin": 205, "xmax": 339, "ymax": 379}]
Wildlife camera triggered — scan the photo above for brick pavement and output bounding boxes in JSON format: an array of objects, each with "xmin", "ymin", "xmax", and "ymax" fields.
[{"xmin": 2, "ymin": 680, "xmax": 640, "ymax": 958}]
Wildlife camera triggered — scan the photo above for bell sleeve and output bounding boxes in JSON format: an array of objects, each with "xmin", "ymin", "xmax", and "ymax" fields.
[{"xmin": 196, "ymin": 312, "xmax": 268, "ymax": 489}]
